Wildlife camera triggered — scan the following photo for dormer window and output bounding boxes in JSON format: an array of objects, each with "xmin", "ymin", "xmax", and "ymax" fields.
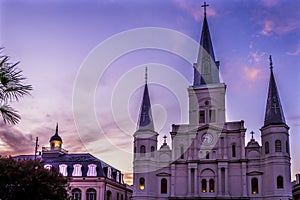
[
  {"xmin": 107, "ymin": 167, "xmax": 112, "ymax": 179},
  {"xmin": 116, "ymin": 171, "xmax": 120, "ymax": 182},
  {"xmin": 44, "ymin": 164, "xmax": 52, "ymax": 170},
  {"xmin": 59, "ymin": 164, "xmax": 68, "ymax": 176},
  {"xmin": 72, "ymin": 164, "xmax": 82, "ymax": 176},
  {"xmin": 87, "ymin": 164, "xmax": 97, "ymax": 176}
]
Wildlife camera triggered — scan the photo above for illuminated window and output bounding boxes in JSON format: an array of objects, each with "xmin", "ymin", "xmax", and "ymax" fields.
[
  {"xmin": 151, "ymin": 146, "xmax": 155, "ymax": 157},
  {"xmin": 275, "ymin": 140, "xmax": 281, "ymax": 152},
  {"xmin": 139, "ymin": 177, "xmax": 145, "ymax": 190},
  {"xmin": 87, "ymin": 164, "xmax": 97, "ymax": 176},
  {"xmin": 72, "ymin": 164, "xmax": 82, "ymax": 176},
  {"xmin": 232, "ymin": 144, "xmax": 236, "ymax": 157},
  {"xmin": 161, "ymin": 178, "xmax": 167, "ymax": 194},
  {"xmin": 201, "ymin": 179, "xmax": 207, "ymax": 192},
  {"xmin": 265, "ymin": 142, "xmax": 269, "ymax": 154},
  {"xmin": 44, "ymin": 164, "xmax": 52, "ymax": 170},
  {"xmin": 209, "ymin": 179, "xmax": 214, "ymax": 192},
  {"xmin": 140, "ymin": 145, "xmax": 146, "ymax": 156},
  {"xmin": 277, "ymin": 176, "xmax": 284, "ymax": 188},
  {"xmin": 72, "ymin": 188, "xmax": 82, "ymax": 200},
  {"xmin": 116, "ymin": 171, "xmax": 120, "ymax": 182},
  {"xmin": 251, "ymin": 178, "xmax": 258, "ymax": 194},
  {"xmin": 107, "ymin": 167, "xmax": 112, "ymax": 179},
  {"xmin": 86, "ymin": 188, "xmax": 96, "ymax": 200},
  {"xmin": 59, "ymin": 164, "xmax": 68, "ymax": 176}
]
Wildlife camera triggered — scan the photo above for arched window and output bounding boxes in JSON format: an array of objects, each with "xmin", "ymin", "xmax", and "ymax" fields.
[
  {"xmin": 232, "ymin": 144, "xmax": 236, "ymax": 157},
  {"xmin": 275, "ymin": 140, "xmax": 281, "ymax": 152},
  {"xmin": 251, "ymin": 178, "xmax": 258, "ymax": 194},
  {"xmin": 277, "ymin": 176, "xmax": 284, "ymax": 188},
  {"xmin": 106, "ymin": 190, "xmax": 112, "ymax": 200},
  {"xmin": 139, "ymin": 177, "xmax": 145, "ymax": 190},
  {"xmin": 140, "ymin": 145, "xmax": 146, "ymax": 156},
  {"xmin": 206, "ymin": 151, "xmax": 210, "ymax": 159},
  {"xmin": 151, "ymin": 146, "xmax": 155, "ymax": 157},
  {"xmin": 265, "ymin": 141, "xmax": 270, "ymax": 154},
  {"xmin": 209, "ymin": 179, "xmax": 215, "ymax": 192},
  {"xmin": 201, "ymin": 179, "xmax": 207, "ymax": 192},
  {"xmin": 72, "ymin": 188, "xmax": 82, "ymax": 200},
  {"xmin": 161, "ymin": 178, "xmax": 167, "ymax": 194},
  {"xmin": 286, "ymin": 141, "xmax": 289, "ymax": 154},
  {"xmin": 44, "ymin": 164, "xmax": 52, "ymax": 170},
  {"xmin": 86, "ymin": 188, "xmax": 96, "ymax": 200}
]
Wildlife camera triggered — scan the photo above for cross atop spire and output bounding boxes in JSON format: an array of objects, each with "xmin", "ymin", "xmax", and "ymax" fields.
[
  {"xmin": 163, "ymin": 135, "xmax": 167, "ymax": 144},
  {"xmin": 250, "ymin": 131, "xmax": 255, "ymax": 140},
  {"xmin": 201, "ymin": 2, "xmax": 209, "ymax": 16}
]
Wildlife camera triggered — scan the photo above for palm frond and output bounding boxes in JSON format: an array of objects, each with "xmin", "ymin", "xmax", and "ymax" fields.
[{"xmin": 0, "ymin": 104, "xmax": 21, "ymax": 125}]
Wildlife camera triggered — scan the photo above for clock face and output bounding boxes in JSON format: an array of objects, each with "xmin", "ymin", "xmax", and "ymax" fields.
[{"xmin": 201, "ymin": 133, "xmax": 213, "ymax": 144}]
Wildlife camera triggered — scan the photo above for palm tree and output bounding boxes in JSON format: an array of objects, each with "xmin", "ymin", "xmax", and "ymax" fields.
[{"xmin": 0, "ymin": 49, "xmax": 32, "ymax": 124}]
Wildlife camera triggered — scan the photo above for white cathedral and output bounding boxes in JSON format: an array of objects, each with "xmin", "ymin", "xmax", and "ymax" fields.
[{"xmin": 132, "ymin": 3, "xmax": 292, "ymax": 200}]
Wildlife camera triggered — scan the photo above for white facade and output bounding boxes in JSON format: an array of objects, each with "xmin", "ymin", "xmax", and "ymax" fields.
[{"xmin": 132, "ymin": 5, "xmax": 292, "ymax": 200}]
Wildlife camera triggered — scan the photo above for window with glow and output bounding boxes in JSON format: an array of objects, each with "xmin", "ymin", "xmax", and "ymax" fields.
[
  {"xmin": 107, "ymin": 167, "xmax": 112, "ymax": 179},
  {"xmin": 265, "ymin": 141, "xmax": 270, "ymax": 154},
  {"xmin": 72, "ymin": 188, "xmax": 82, "ymax": 200},
  {"xmin": 161, "ymin": 178, "xmax": 167, "ymax": 194},
  {"xmin": 277, "ymin": 176, "xmax": 284, "ymax": 188},
  {"xmin": 201, "ymin": 179, "xmax": 207, "ymax": 192},
  {"xmin": 209, "ymin": 179, "xmax": 215, "ymax": 192},
  {"xmin": 232, "ymin": 144, "xmax": 236, "ymax": 157},
  {"xmin": 72, "ymin": 164, "xmax": 82, "ymax": 176},
  {"xmin": 116, "ymin": 171, "xmax": 120, "ymax": 182},
  {"xmin": 275, "ymin": 140, "xmax": 281, "ymax": 152},
  {"xmin": 251, "ymin": 178, "xmax": 258, "ymax": 194},
  {"xmin": 59, "ymin": 164, "xmax": 68, "ymax": 176},
  {"xmin": 44, "ymin": 164, "xmax": 52, "ymax": 170},
  {"xmin": 86, "ymin": 188, "xmax": 96, "ymax": 200},
  {"xmin": 87, "ymin": 164, "xmax": 97, "ymax": 176},
  {"xmin": 139, "ymin": 177, "xmax": 145, "ymax": 190}
]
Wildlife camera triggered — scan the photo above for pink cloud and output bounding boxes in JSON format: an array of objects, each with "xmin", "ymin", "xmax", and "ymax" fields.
[
  {"xmin": 243, "ymin": 66, "xmax": 261, "ymax": 81},
  {"xmin": 260, "ymin": 20, "xmax": 274, "ymax": 36},
  {"xmin": 259, "ymin": 18, "xmax": 298, "ymax": 36},
  {"xmin": 176, "ymin": 0, "xmax": 216, "ymax": 22}
]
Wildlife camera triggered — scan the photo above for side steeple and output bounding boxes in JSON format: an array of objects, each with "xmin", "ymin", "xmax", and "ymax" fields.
[
  {"xmin": 263, "ymin": 55, "xmax": 286, "ymax": 127},
  {"xmin": 137, "ymin": 67, "xmax": 154, "ymax": 131},
  {"xmin": 194, "ymin": 2, "xmax": 220, "ymax": 86}
]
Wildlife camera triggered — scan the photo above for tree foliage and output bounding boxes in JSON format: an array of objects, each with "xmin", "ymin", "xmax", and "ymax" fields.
[
  {"xmin": 0, "ymin": 157, "xmax": 68, "ymax": 200},
  {"xmin": 0, "ymin": 49, "xmax": 32, "ymax": 124}
]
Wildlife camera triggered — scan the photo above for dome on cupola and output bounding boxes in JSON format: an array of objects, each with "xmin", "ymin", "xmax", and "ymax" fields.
[{"xmin": 50, "ymin": 123, "xmax": 62, "ymax": 149}]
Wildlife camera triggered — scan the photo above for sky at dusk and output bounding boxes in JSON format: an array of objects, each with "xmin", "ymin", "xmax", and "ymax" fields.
[{"xmin": 0, "ymin": 0, "xmax": 299, "ymax": 184}]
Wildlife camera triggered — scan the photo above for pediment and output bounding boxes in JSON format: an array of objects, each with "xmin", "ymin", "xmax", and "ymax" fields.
[{"xmin": 247, "ymin": 171, "xmax": 264, "ymax": 176}]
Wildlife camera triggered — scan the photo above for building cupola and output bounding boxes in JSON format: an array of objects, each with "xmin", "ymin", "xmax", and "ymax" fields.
[{"xmin": 50, "ymin": 123, "xmax": 62, "ymax": 149}]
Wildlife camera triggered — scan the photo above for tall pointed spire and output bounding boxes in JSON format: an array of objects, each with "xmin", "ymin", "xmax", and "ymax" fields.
[
  {"xmin": 55, "ymin": 122, "xmax": 59, "ymax": 135},
  {"xmin": 194, "ymin": 2, "xmax": 220, "ymax": 86},
  {"xmin": 137, "ymin": 67, "xmax": 154, "ymax": 131},
  {"xmin": 264, "ymin": 55, "xmax": 286, "ymax": 127}
]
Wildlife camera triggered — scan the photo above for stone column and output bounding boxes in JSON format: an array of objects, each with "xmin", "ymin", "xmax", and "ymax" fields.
[
  {"xmin": 188, "ymin": 166, "xmax": 191, "ymax": 195},
  {"xmin": 217, "ymin": 166, "xmax": 222, "ymax": 196},
  {"xmin": 242, "ymin": 162, "xmax": 247, "ymax": 196},
  {"xmin": 225, "ymin": 166, "xmax": 229, "ymax": 196},
  {"xmin": 194, "ymin": 167, "xmax": 198, "ymax": 196},
  {"xmin": 171, "ymin": 164, "xmax": 175, "ymax": 197}
]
